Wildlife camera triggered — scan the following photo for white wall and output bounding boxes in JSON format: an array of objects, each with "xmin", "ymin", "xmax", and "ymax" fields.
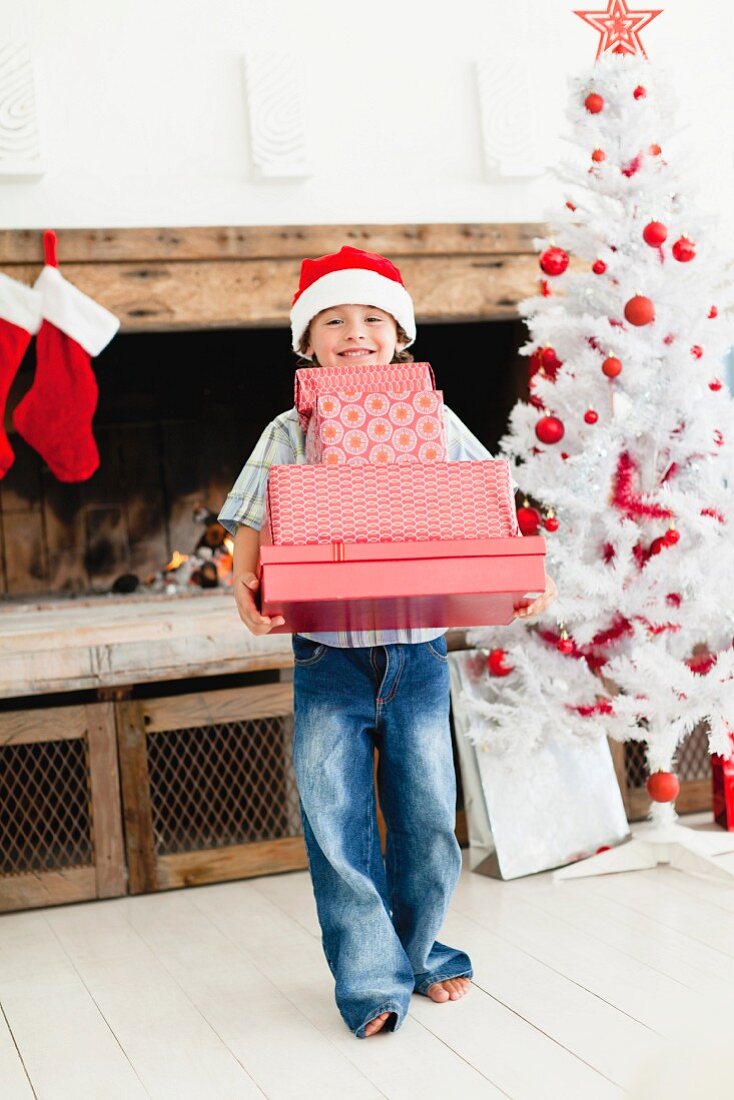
[{"xmin": 2, "ymin": 0, "xmax": 733, "ymax": 229}]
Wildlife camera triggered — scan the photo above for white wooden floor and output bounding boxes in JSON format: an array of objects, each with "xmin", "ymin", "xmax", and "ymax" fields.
[{"xmin": 3, "ymin": 820, "xmax": 734, "ymax": 1100}]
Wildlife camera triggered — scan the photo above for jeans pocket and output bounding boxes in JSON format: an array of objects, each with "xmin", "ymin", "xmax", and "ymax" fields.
[
  {"xmin": 425, "ymin": 636, "xmax": 449, "ymax": 662},
  {"xmin": 292, "ymin": 634, "xmax": 328, "ymax": 667}
]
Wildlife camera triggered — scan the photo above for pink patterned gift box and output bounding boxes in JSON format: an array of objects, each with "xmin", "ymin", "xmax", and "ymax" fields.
[
  {"xmin": 294, "ymin": 361, "xmax": 436, "ymax": 430},
  {"xmin": 305, "ymin": 388, "xmax": 448, "ymax": 465},
  {"xmin": 264, "ymin": 460, "xmax": 520, "ymax": 544}
]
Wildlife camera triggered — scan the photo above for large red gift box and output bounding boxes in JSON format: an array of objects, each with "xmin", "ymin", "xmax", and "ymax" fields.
[
  {"xmin": 264, "ymin": 460, "xmax": 520, "ymax": 543},
  {"xmin": 294, "ymin": 361, "xmax": 436, "ymax": 429},
  {"xmin": 304, "ymin": 388, "xmax": 448, "ymax": 465},
  {"xmin": 258, "ymin": 462, "xmax": 545, "ymax": 633},
  {"xmin": 712, "ymin": 735, "xmax": 734, "ymax": 830}
]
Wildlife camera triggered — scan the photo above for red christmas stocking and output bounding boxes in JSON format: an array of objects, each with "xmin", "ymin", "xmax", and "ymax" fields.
[
  {"xmin": 13, "ymin": 232, "xmax": 119, "ymax": 482},
  {"xmin": 0, "ymin": 273, "xmax": 42, "ymax": 477}
]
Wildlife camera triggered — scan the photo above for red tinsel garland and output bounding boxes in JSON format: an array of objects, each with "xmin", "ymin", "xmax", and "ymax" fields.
[
  {"xmin": 637, "ymin": 617, "xmax": 681, "ymax": 636},
  {"xmin": 567, "ymin": 698, "xmax": 615, "ymax": 717},
  {"xmin": 612, "ymin": 451, "xmax": 674, "ymax": 520},
  {"xmin": 591, "ymin": 616, "xmax": 633, "ymax": 646}
]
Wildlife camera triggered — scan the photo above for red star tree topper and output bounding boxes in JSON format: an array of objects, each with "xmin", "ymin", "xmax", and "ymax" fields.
[{"xmin": 574, "ymin": 0, "xmax": 663, "ymax": 59}]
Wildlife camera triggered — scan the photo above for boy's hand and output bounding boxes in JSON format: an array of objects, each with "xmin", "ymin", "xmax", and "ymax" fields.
[
  {"xmin": 234, "ymin": 572, "xmax": 286, "ymax": 634},
  {"xmin": 512, "ymin": 573, "xmax": 557, "ymax": 621}
]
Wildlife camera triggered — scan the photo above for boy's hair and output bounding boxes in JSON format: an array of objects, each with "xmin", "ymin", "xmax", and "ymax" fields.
[{"xmin": 296, "ymin": 321, "xmax": 415, "ymax": 366}]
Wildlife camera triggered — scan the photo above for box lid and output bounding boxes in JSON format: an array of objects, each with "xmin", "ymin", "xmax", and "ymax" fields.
[
  {"xmin": 260, "ymin": 535, "xmax": 545, "ymax": 565},
  {"xmin": 294, "ymin": 361, "xmax": 436, "ymax": 423}
]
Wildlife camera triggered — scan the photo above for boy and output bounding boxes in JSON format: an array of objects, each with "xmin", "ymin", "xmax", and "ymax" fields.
[{"xmin": 218, "ymin": 246, "xmax": 556, "ymax": 1039}]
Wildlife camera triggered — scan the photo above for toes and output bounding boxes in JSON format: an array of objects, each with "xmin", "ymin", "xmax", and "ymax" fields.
[
  {"xmin": 364, "ymin": 1011, "xmax": 391, "ymax": 1036},
  {"xmin": 427, "ymin": 978, "xmax": 471, "ymax": 1002},
  {"xmin": 427, "ymin": 983, "xmax": 450, "ymax": 1002}
]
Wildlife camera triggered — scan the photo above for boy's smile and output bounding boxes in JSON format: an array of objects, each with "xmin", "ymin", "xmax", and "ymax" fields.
[{"xmin": 306, "ymin": 303, "xmax": 402, "ymax": 368}]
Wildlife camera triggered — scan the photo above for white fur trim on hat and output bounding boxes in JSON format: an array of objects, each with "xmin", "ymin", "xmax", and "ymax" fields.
[
  {"xmin": 34, "ymin": 265, "xmax": 120, "ymax": 356},
  {"xmin": 290, "ymin": 268, "xmax": 416, "ymax": 355},
  {"xmin": 0, "ymin": 272, "xmax": 43, "ymax": 333}
]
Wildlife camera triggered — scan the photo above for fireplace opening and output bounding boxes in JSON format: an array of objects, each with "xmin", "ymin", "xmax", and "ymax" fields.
[{"xmin": 1, "ymin": 319, "xmax": 526, "ymax": 600}]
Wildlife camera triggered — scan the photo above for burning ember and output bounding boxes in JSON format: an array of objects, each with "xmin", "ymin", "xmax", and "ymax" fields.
[
  {"xmin": 111, "ymin": 508, "xmax": 235, "ymax": 595},
  {"xmin": 165, "ymin": 551, "xmax": 190, "ymax": 572}
]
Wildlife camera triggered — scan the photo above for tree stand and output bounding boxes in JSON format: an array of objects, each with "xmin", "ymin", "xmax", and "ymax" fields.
[{"xmin": 554, "ymin": 800, "xmax": 734, "ymax": 883}]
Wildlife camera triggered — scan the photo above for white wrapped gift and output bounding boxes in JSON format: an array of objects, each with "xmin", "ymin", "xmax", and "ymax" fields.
[{"xmin": 449, "ymin": 650, "xmax": 630, "ymax": 880}]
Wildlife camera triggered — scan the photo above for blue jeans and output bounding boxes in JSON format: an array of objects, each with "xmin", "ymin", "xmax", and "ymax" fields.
[{"xmin": 292, "ymin": 633, "xmax": 473, "ymax": 1038}]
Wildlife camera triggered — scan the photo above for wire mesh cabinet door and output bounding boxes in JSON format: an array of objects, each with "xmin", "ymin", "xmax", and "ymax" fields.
[
  {"xmin": 0, "ymin": 701, "xmax": 126, "ymax": 912},
  {"xmin": 116, "ymin": 681, "xmax": 306, "ymax": 894}
]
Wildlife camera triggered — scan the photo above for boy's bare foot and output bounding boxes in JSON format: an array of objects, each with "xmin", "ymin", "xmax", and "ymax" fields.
[
  {"xmin": 426, "ymin": 977, "xmax": 472, "ymax": 1002},
  {"xmin": 363, "ymin": 1011, "xmax": 396, "ymax": 1037}
]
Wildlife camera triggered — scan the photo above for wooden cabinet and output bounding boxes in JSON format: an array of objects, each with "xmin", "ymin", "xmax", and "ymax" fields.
[
  {"xmin": 0, "ymin": 701, "xmax": 126, "ymax": 912},
  {"xmin": 116, "ymin": 681, "xmax": 307, "ymax": 894}
]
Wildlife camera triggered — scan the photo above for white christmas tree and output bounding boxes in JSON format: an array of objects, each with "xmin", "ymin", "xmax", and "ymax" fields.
[{"xmin": 464, "ymin": 48, "xmax": 734, "ymax": 876}]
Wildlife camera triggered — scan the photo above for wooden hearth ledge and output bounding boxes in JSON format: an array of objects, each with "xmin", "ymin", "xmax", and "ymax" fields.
[{"xmin": 0, "ymin": 590, "xmax": 470, "ymax": 699}]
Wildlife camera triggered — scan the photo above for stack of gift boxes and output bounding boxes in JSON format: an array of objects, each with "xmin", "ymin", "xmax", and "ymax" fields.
[{"xmin": 258, "ymin": 362, "xmax": 546, "ymax": 634}]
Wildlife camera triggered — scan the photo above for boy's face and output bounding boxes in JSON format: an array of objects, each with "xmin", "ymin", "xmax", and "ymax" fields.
[{"xmin": 306, "ymin": 304, "xmax": 403, "ymax": 368}]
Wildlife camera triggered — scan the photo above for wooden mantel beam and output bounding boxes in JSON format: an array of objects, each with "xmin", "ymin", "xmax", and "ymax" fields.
[{"xmin": 0, "ymin": 223, "xmax": 547, "ymax": 331}]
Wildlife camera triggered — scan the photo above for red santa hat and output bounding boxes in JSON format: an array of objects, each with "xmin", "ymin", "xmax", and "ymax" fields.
[{"xmin": 290, "ymin": 245, "xmax": 416, "ymax": 356}]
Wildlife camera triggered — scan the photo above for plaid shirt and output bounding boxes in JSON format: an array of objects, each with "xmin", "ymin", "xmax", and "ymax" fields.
[{"xmin": 218, "ymin": 404, "xmax": 497, "ymax": 648}]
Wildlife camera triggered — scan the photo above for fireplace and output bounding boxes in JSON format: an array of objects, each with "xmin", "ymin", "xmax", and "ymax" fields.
[{"xmin": 1, "ymin": 317, "xmax": 527, "ymax": 600}]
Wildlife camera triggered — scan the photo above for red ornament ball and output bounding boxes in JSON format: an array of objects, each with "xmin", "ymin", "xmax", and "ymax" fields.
[
  {"xmin": 487, "ymin": 648, "xmax": 513, "ymax": 677},
  {"xmin": 535, "ymin": 415, "xmax": 565, "ymax": 445},
  {"xmin": 592, "ymin": 259, "xmax": 607, "ymax": 274},
  {"xmin": 664, "ymin": 528, "xmax": 680, "ymax": 546},
  {"xmin": 710, "ymin": 378, "xmax": 723, "ymax": 391},
  {"xmin": 544, "ymin": 515, "xmax": 560, "ymax": 532},
  {"xmin": 646, "ymin": 771, "xmax": 680, "ymax": 803},
  {"xmin": 517, "ymin": 505, "xmax": 542, "ymax": 536},
  {"xmin": 649, "ymin": 143, "xmax": 662, "ymax": 156},
  {"xmin": 584, "ymin": 409, "xmax": 599, "ymax": 424},
  {"xmin": 539, "ymin": 246, "xmax": 570, "ymax": 276},
  {"xmin": 602, "ymin": 355, "xmax": 623, "ymax": 378},
  {"xmin": 691, "ymin": 345, "xmax": 703, "ymax": 359},
  {"xmin": 633, "ymin": 85, "xmax": 647, "ymax": 99},
  {"xmin": 591, "ymin": 148, "xmax": 606, "ymax": 163},
  {"xmin": 542, "ymin": 346, "xmax": 562, "ymax": 370},
  {"xmin": 672, "ymin": 236, "xmax": 696, "ymax": 262},
  {"xmin": 643, "ymin": 220, "xmax": 667, "ymax": 247},
  {"xmin": 709, "ymin": 305, "xmax": 718, "ymax": 318},
  {"xmin": 624, "ymin": 295, "xmax": 655, "ymax": 326},
  {"xmin": 557, "ymin": 637, "xmax": 574, "ymax": 655},
  {"xmin": 585, "ymin": 92, "xmax": 604, "ymax": 114}
]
